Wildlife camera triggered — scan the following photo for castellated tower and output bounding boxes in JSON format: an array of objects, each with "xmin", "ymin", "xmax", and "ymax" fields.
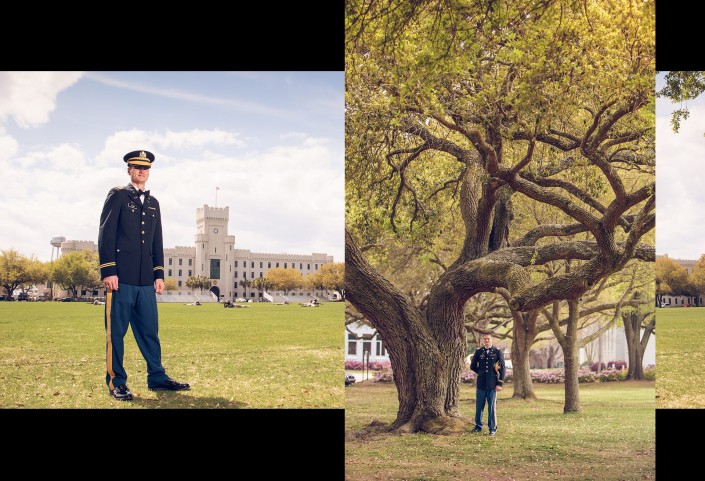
[{"xmin": 195, "ymin": 205, "xmax": 236, "ymax": 300}]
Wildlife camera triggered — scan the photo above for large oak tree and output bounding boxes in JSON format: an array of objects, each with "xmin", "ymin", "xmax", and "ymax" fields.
[{"xmin": 345, "ymin": 0, "xmax": 655, "ymax": 432}]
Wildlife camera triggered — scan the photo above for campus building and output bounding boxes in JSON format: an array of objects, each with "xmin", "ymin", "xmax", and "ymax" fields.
[{"xmin": 53, "ymin": 204, "xmax": 335, "ymax": 302}]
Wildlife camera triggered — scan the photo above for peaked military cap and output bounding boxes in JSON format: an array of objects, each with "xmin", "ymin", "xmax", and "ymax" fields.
[{"xmin": 123, "ymin": 150, "xmax": 155, "ymax": 168}]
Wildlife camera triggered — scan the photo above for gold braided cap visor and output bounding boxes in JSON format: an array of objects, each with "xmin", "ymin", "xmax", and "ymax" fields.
[{"xmin": 128, "ymin": 159, "xmax": 152, "ymax": 167}]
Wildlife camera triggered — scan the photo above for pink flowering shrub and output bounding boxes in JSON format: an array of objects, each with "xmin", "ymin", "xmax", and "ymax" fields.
[
  {"xmin": 344, "ymin": 360, "xmax": 392, "ymax": 371},
  {"xmin": 590, "ymin": 361, "xmax": 628, "ymax": 372},
  {"xmin": 356, "ymin": 362, "xmax": 654, "ymax": 384},
  {"xmin": 461, "ymin": 368, "xmax": 513, "ymax": 384},
  {"xmin": 374, "ymin": 369, "xmax": 394, "ymax": 382}
]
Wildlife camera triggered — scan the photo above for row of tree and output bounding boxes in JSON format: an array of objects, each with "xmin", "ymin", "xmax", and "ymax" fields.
[
  {"xmin": 656, "ymin": 255, "xmax": 705, "ymax": 303},
  {"xmin": 179, "ymin": 263, "xmax": 345, "ymax": 300},
  {"xmin": 0, "ymin": 249, "xmax": 101, "ymax": 300},
  {"xmin": 1, "ymin": 248, "xmax": 345, "ymax": 301}
]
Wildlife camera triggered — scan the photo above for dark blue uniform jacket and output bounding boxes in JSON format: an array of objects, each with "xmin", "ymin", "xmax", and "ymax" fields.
[
  {"xmin": 98, "ymin": 183, "xmax": 165, "ymax": 286},
  {"xmin": 470, "ymin": 345, "xmax": 506, "ymax": 390}
]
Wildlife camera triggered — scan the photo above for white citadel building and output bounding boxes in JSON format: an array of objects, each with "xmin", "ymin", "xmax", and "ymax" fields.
[{"xmin": 57, "ymin": 204, "xmax": 335, "ymax": 303}]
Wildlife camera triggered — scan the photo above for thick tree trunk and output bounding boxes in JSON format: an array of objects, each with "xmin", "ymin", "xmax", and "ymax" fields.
[
  {"xmin": 510, "ymin": 311, "xmax": 538, "ymax": 400},
  {"xmin": 623, "ymin": 312, "xmax": 641, "ymax": 380},
  {"xmin": 623, "ymin": 312, "xmax": 654, "ymax": 380},
  {"xmin": 561, "ymin": 300, "xmax": 582, "ymax": 413},
  {"xmin": 424, "ymin": 296, "xmax": 466, "ymax": 417},
  {"xmin": 547, "ymin": 344, "xmax": 556, "ymax": 368},
  {"xmin": 346, "ymin": 230, "xmax": 471, "ymax": 433}
]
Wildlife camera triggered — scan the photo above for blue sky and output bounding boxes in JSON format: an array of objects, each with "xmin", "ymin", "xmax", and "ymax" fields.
[
  {"xmin": 0, "ymin": 71, "xmax": 344, "ymax": 263},
  {"xmin": 656, "ymin": 71, "xmax": 705, "ymax": 261}
]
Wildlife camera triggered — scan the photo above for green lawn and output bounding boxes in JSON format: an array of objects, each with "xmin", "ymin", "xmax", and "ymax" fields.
[
  {"xmin": 346, "ymin": 380, "xmax": 655, "ymax": 481},
  {"xmin": 655, "ymin": 306, "xmax": 705, "ymax": 408},
  {"xmin": 0, "ymin": 301, "xmax": 344, "ymax": 408}
]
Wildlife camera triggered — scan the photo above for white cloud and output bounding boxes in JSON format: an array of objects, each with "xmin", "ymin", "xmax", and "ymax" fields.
[
  {"xmin": 656, "ymin": 97, "xmax": 705, "ymax": 259},
  {"xmin": 0, "ymin": 72, "xmax": 83, "ymax": 128},
  {"xmin": 85, "ymin": 72, "xmax": 292, "ymax": 118},
  {"xmin": 0, "ymin": 128, "xmax": 19, "ymax": 161},
  {"xmin": 0, "ymin": 72, "xmax": 344, "ymax": 264}
]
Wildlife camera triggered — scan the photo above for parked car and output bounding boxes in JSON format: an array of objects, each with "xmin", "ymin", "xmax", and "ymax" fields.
[
  {"xmin": 17, "ymin": 292, "xmax": 29, "ymax": 301},
  {"xmin": 345, "ymin": 374, "xmax": 356, "ymax": 386},
  {"xmin": 61, "ymin": 297, "xmax": 73, "ymax": 302}
]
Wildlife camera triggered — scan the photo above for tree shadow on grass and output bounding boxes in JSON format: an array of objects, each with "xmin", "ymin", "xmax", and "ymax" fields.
[{"xmin": 130, "ymin": 392, "xmax": 248, "ymax": 408}]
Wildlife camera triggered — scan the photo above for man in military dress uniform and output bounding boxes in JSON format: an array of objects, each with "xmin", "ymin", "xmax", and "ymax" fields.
[
  {"xmin": 470, "ymin": 333, "xmax": 506, "ymax": 435},
  {"xmin": 98, "ymin": 150, "xmax": 190, "ymax": 401}
]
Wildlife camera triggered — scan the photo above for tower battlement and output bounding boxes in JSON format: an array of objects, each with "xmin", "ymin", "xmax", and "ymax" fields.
[{"xmin": 197, "ymin": 205, "xmax": 229, "ymax": 222}]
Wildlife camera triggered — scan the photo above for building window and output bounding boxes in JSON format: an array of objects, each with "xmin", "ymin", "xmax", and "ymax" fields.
[
  {"xmin": 178, "ymin": 280, "xmax": 182, "ymax": 287},
  {"xmin": 168, "ymin": 269, "xmax": 172, "ymax": 277},
  {"xmin": 259, "ymin": 272, "xmax": 263, "ymax": 278},
  {"xmin": 189, "ymin": 259, "xmax": 192, "ymax": 266},
  {"xmin": 235, "ymin": 261, "xmax": 238, "ymax": 267},
  {"xmin": 347, "ymin": 333, "xmax": 357, "ymax": 355},
  {"xmin": 178, "ymin": 269, "xmax": 182, "ymax": 277},
  {"xmin": 251, "ymin": 272, "xmax": 254, "ymax": 278},
  {"xmin": 210, "ymin": 259, "xmax": 221, "ymax": 279},
  {"xmin": 215, "ymin": 248, "xmax": 217, "ymax": 253},
  {"xmin": 234, "ymin": 271, "xmax": 238, "ymax": 278},
  {"xmin": 363, "ymin": 338, "xmax": 372, "ymax": 356},
  {"xmin": 251, "ymin": 292, "xmax": 255, "ymax": 297},
  {"xmin": 260, "ymin": 262, "xmax": 263, "ymax": 268},
  {"xmin": 315, "ymin": 264, "xmax": 318, "ymax": 270},
  {"xmin": 300, "ymin": 263, "xmax": 303, "ymax": 269},
  {"xmin": 284, "ymin": 263, "xmax": 288, "ymax": 269},
  {"xmin": 169, "ymin": 258, "xmax": 172, "ymax": 265},
  {"xmin": 179, "ymin": 259, "xmax": 183, "ymax": 266},
  {"xmin": 188, "ymin": 270, "xmax": 192, "ymax": 277},
  {"xmin": 307, "ymin": 264, "xmax": 310, "ymax": 270},
  {"xmin": 276, "ymin": 262, "xmax": 279, "ymax": 268},
  {"xmin": 375, "ymin": 335, "xmax": 386, "ymax": 357},
  {"xmin": 268, "ymin": 262, "xmax": 271, "ymax": 268}
]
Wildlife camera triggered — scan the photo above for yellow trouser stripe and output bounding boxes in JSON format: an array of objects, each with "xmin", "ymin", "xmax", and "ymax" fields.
[
  {"xmin": 492, "ymin": 391, "xmax": 497, "ymax": 428},
  {"xmin": 106, "ymin": 288, "xmax": 116, "ymax": 390}
]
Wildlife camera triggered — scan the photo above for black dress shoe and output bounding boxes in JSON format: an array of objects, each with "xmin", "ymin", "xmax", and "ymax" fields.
[
  {"xmin": 109, "ymin": 384, "xmax": 134, "ymax": 401},
  {"xmin": 149, "ymin": 378, "xmax": 191, "ymax": 391}
]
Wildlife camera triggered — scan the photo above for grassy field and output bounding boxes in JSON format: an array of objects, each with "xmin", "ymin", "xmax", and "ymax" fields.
[
  {"xmin": 0, "ymin": 301, "xmax": 344, "ymax": 408},
  {"xmin": 346, "ymin": 380, "xmax": 655, "ymax": 481},
  {"xmin": 655, "ymin": 306, "xmax": 705, "ymax": 408}
]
